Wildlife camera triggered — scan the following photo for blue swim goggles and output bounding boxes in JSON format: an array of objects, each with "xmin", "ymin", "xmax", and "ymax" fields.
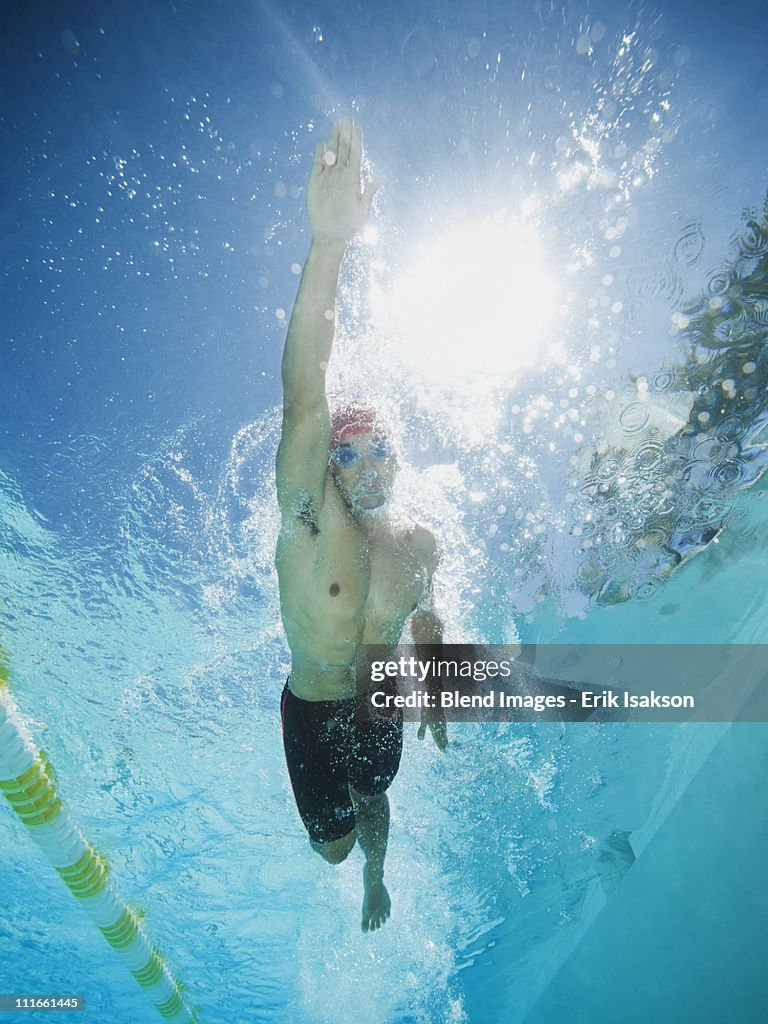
[{"xmin": 330, "ymin": 437, "xmax": 394, "ymax": 468}]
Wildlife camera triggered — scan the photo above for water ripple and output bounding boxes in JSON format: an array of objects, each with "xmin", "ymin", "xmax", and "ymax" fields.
[
  {"xmin": 705, "ymin": 265, "xmax": 734, "ymax": 297},
  {"xmin": 715, "ymin": 415, "xmax": 749, "ymax": 442},
  {"xmin": 734, "ymin": 218, "xmax": 768, "ymax": 259},
  {"xmin": 653, "ymin": 369, "xmax": 678, "ymax": 391},
  {"xmin": 629, "ymin": 258, "xmax": 683, "ymax": 306},
  {"xmin": 673, "ymin": 221, "xmax": 705, "ymax": 267},
  {"xmin": 708, "ymin": 458, "xmax": 749, "ymax": 488},
  {"xmin": 628, "ymin": 575, "xmax": 666, "ymax": 602},
  {"xmin": 628, "ymin": 439, "xmax": 666, "ymax": 474},
  {"xmin": 690, "ymin": 495, "xmax": 732, "ymax": 526},
  {"xmin": 619, "ymin": 402, "xmax": 650, "ymax": 434}
]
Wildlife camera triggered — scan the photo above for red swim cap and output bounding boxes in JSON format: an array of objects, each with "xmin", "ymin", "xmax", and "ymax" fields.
[{"xmin": 329, "ymin": 403, "xmax": 384, "ymax": 449}]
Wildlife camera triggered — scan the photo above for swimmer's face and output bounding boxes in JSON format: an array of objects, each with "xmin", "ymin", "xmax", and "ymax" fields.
[{"xmin": 329, "ymin": 432, "xmax": 397, "ymax": 513}]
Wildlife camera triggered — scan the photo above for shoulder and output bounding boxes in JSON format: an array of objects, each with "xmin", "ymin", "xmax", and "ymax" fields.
[{"xmin": 409, "ymin": 523, "xmax": 439, "ymax": 575}]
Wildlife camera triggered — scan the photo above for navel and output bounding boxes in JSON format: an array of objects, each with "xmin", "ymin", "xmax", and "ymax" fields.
[{"xmin": 329, "ymin": 583, "xmax": 340, "ymax": 597}]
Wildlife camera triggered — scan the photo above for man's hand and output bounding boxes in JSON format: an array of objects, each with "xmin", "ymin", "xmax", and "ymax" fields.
[
  {"xmin": 418, "ymin": 706, "xmax": 448, "ymax": 752},
  {"xmin": 307, "ymin": 118, "xmax": 379, "ymax": 243}
]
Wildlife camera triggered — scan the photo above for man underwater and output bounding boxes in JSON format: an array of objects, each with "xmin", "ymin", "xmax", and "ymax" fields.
[{"xmin": 276, "ymin": 118, "xmax": 447, "ymax": 932}]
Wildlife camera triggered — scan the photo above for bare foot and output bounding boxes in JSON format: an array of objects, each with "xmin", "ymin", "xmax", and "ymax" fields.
[{"xmin": 362, "ymin": 864, "xmax": 391, "ymax": 932}]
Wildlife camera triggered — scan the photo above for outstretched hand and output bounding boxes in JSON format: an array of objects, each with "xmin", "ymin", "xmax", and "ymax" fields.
[
  {"xmin": 418, "ymin": 706, "xmax": 448, "ymax": 752},
  {"xmin": 307, "ymin": 118, "xmax": 379, "ymax": 243}
]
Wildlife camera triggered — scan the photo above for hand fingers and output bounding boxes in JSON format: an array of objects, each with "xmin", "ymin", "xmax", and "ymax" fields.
[
  {"xmin": 326, "ymin": 121, "xmax": 342, "ymax": 166},
  {"xmin": 349, "ymin": 120, "xmax": 362, "ymax": 171},
  {"xmin": 433, "ymin": 722, "xmax": 448, "ymax": 751},
  {"xmin": 337, "ymin": 117, "xmax": 353, "ymax": 166},
  {"xmin": 419, "ymin": 720, "xmax": 447, "ymax": 749},
  {"xmin": 311, "ymin": 140, "xmax": 326, "ymax": 176}
]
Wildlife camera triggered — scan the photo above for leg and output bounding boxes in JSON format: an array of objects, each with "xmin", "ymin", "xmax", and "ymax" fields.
[
  {"xmin": 348, "ymin": 708, "xmax": 403, "ymax": 933},
  {"xmin": 349, "ymin": 786, "xmax": 391, "ymax": 932},
  {"xmin": 281, "ymin": 683, "xmax": 357, "ymax": 853},
  {"xmin": 310, "ymin": 829, "xmax": 356, "ymax": 865}
]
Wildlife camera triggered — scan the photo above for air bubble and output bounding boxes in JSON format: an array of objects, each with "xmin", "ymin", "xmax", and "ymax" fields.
[
  {"xmin": 401, "ymin": 28, "xmax": 438, "ymax": 79},
  {"xmin": 60, "ymin": 30, "xmax": 80, "ymax": 56},
  {"xmin": 673, "ymin": 46, "xmax": 691, "ymax": 67},
  {"xmin": 543, "ymin": 65, "xmax": 562, "ymax": 91}
]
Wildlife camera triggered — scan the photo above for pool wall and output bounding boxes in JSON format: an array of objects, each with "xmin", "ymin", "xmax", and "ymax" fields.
[{"xmin": 521, "ymin": 722, "xmax": 768, "ymax": 1024}]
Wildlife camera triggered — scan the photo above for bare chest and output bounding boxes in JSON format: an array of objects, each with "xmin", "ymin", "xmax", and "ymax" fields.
[
  {"xmin": 278, "ymin": 504, "xmax": 427, "ymax": 641},
  {"xmin": 362, "ymin": 539, "xmax": 426, "ymax": 632},
  {"xmin": 317, "ymin": 518, "xmax": 425, "ymax": 629}
]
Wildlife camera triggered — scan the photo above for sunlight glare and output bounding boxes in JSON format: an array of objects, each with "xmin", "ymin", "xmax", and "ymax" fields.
[{"xmin": 374, "ymin": 218, "xmax": 558, "ymax": 386}]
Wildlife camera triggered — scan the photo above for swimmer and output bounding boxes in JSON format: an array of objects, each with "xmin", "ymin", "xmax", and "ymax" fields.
[{"xmin": 275, "ymin": 118, "xmax": 447, "ymax": 932}]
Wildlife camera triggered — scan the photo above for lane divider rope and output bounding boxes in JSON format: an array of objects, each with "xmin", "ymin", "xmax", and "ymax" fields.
[{"xmin": 0, "ymin": 647, "xmax": 198, "ymax": 1022}]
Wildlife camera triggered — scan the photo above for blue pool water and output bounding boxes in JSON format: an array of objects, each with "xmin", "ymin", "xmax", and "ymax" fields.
[{"xmin": 2, "ymin": 1, "xmax": 768, "ymax": 1021}]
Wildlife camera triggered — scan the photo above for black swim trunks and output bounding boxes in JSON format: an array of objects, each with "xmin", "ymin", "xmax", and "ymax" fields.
[{"xmin": 281, "ymin": 680, "xmax": 403, "ymax": 844}]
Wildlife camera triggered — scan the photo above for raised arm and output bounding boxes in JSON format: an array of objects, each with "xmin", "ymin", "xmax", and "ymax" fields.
[
  {"xmin": 276, "ymin": 119, "xmax": 378, "ymax": 523},
  {"xmin": 410, "ymin": 532, "xmax": 449, "ymax": 751}
]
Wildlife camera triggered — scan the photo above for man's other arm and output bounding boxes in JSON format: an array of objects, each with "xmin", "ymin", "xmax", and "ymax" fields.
[{"xmin": 410, "ymin": 533, "xmax": 448, "ymax": 751}]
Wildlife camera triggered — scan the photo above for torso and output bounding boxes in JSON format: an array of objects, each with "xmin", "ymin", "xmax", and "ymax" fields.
[{"xmin": 276, "ymin": 473, "xmax": 435, "ymax": 700}]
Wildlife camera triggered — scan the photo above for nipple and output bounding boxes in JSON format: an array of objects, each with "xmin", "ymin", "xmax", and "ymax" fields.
[{"xmin": 329, "ymin": 583, "xmax": 340, "ymax": 597}]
